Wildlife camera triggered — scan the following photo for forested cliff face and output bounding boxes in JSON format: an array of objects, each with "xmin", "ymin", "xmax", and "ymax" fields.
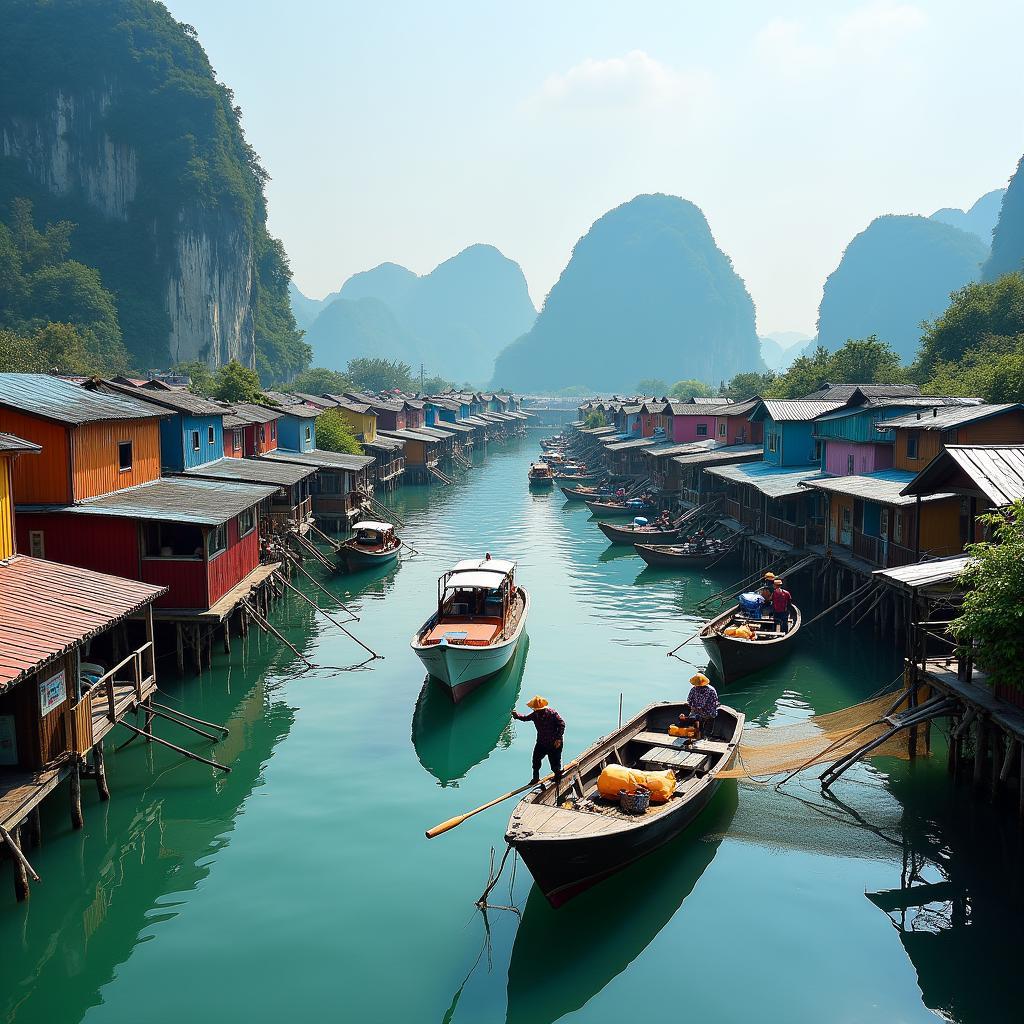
[
  {"xmin": 0, "ymin": 0, "xmax": 307, "ymax": 380},
  {"xmin": 492, "ymin": 194, "xmax": 762, "ymax": 391},
  {"xmin": 984, "ymin": 154, "xmax": 1024, "ymax": 281}
]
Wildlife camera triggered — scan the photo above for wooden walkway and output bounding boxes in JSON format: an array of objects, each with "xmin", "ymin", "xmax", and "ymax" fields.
[{"xmin": 922, "ymin": 659, "xmax": 1024, "ymax": 741}]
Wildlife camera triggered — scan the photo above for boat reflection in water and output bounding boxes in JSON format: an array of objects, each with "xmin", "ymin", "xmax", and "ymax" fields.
[
  {"xmin": 336, "ymin": 553, "xmax": 402, "ymax": 604},
  {"xmin": 411, "ymin": 637, "xmax": 529, "ymax": 786},
  {"xmin": 505, "ymin": 783, "xmax": 736, "ymax": 1024}
]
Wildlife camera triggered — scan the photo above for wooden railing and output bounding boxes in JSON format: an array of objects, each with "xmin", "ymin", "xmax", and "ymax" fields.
[
  {"xmin": 765, "ymin": 515, "xmax": 806, "ymax": 548},
  {"xmin": 721, "ymin": 497, "xmax": 742, "ymax": 521},
  {"xmin": 806, "ymin": 521, "xmax": 826, "ymax": 546},
  {"xmin": 376, "ymin": 457, "xmax": 405, "ymax": 481},
  {"xmin": 70, "ymin": 641, "xmax": 156, "ymax": 750},
  {"xmin": 852, "ymin": 529, "xmax": 922, "ymax": 568}
]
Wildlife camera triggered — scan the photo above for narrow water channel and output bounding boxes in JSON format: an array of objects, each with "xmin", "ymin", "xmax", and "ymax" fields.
[{"xmin": 1, "ymin": 432, "xmax": 1020, "ymax": 1023}]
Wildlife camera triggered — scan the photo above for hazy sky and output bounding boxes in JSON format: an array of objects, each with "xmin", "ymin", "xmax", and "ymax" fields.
[{"xmin": 165, "ymin": 0, "xmax": 1024, "ymax": 335}]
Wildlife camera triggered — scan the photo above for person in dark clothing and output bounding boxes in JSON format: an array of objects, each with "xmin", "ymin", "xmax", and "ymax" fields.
[
  {"xmin": 513, "ymin": 695, "xmax": 565, "ymax": 785},
  {"xmin": 771, "ymin": 578, "xmax": 793, "ymax": 634}
]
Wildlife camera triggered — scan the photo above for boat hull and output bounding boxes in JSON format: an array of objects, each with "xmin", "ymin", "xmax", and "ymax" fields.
[
  {"xmin": 700, "ymin": 604, "xmax": 801, "ymax": 683},
  {"xmin": 584, "ymin": 500, "xmax": 655, "ymax": 518},
  {"xmin": 338, "ymin": 544, "xmax": 401, "ymax": 572},
  {"xmin": 513, "ymin": 776, "xmax": 724, "ymax": 908},
  {"xmin": 597, "ymin": 521, "xmax": 685, "ymax": 545},
  {"xmin": 528, "ymin": 477, "xmax": 554, "ymax": 488},
  {"xmin": 561, "ymin": 485, "xmax": 609, "ymax": 502},
  {"xmin": 635, "ymin": 543, "xmax": 737, "ymax": 569},
  {"xmin": 412, "ymin": 590, "xmax": 531, "ymax": 703},
  {"xmin": 553, "ymin": 473, "xmax": 600, "ymax": 486}
]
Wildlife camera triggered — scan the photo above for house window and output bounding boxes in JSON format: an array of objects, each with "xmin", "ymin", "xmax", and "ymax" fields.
[
  {"xmin": 304, "ymin": 425, "xmax": 312, "ymax": 444},
  {"xmin": 270, "ymin": 421, "xmax": 277, "ymax": 441},
  {"xmin": 118, "ymin": 441, "xmax": 133, "ymax": 471},
  {"xmin": 29, "ymin": 530, "xmax": 44, "ymax": 558},
  {"xmin": 894, "ymin": 511, "xmax": 904, "ymax": 543},
  {"xmin": 880, "ymin": 508, "xmax": 889, "ymax": 538},
  {"xmin": 191, "ymin": 430, "xmax": 201, "ymax": 452},
  {"xmin": 813, "ymin": 441, "xmax": 822, "ymax": 461},
  {"xmin": 207, "ymin": 524, "xmax": 227, "ymax": 559},
  {"xmin": 142, "ymin": 522, "xmax": 204, "ymax": 559},
  {"xmin": 768, "ymin": 433, "xmax": 777, "ymax": 454},
  {"xmin": 718, "ymin": 421, "xmax": 727, "ymax": 437},
  {"xmin": 233, "ymin": 429, "xmax": 242, "ymax": 452},
  {"xmin": 259, "ymin": 425, "xmax": 266, "ymax": 444},
  {"xmin": 238, "ymin": 508, "xmax": 255, "ymax": 537},
  {"xmin": 208, "ymin": 425, "xmax": 216, "ymax": 445},
  {"xmin": 906, "ymin": 434, "xmax": 918, "ymax": 460},
  {"xmin": 847, "ymin": 453, "xmax": 854, "ymax": 474},
  {"xmin": 696, "ymin": 423, "xmax": 708, "ymax": 437}
]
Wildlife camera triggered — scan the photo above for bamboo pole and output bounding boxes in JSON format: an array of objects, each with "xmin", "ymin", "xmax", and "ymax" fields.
[
  {"xmin": 281, "ymin": 548, "xmax": 361, "ymax": 620},
  {"xmin": 273, "ymin": 572, "xmax": 381, "ymax": 661},
  {"xmin": 242, "ymin": 598, "xmax": 316, "ymax": 670},
  {"xmin": 151, "ymin": 700, "xmax": 229, "ymax": 735},
  {"xmin": 118, "ymin": 722, "xmax": 231, "ymax": 773},
  {"xmin": 1, "ymin": 826, "xmax": 38, "ymax": 898},
  {"xmin": 145, "ymin": 706, "xmax": 222, "ymax": 743}
]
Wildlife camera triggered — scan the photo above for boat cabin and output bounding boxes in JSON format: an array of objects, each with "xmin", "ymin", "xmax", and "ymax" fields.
[
  {"xmin": 350, "ymin": 520, "xmax": 398, "ymax": 551},
  {"xmin": 423, "ymin": 559, "xmax": 518, "ymax": 646}
]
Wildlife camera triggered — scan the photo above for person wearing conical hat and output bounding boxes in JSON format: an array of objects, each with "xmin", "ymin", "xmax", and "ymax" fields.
[
  {"xmin": 758, "ymin": 572, "xmax": 776, "ymax": 619},
  {"xmin": 679, "ymin": 672, "xmax": 720, "ymax": 738},
  {"xmin": 513, "ymin": 696, "xmax": 565, "ymax": 786}
]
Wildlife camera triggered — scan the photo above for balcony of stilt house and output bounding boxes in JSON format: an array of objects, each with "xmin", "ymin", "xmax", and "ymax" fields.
[{"xmin": 0, "ymin": 557, "xmax": 166, "ymax": 903}]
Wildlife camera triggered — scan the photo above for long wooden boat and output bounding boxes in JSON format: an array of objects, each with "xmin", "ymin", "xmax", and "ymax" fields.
[
  {"xmin": 528, "ymin": 461, "xmax": 555, "ymax": 487},
  {"xmin": 597, "ymin": 519, "xmax": 687, "ymax": 545},
  {"xmin": 411, "ymin": 558, "xmax": 530, "ymax": 702},
  {"xmin": 699, "ymin": 603, "xmax": 802, "ymax": 682},
  {"xmin": 506, "ymin": 701, "xmax": 743, "ymax": 907},
  {"xmin": 635, "ymin": 537, "xmax": 740, "ymax": 569},
  {"xmin": 338, "ymin": 520, "xmax": 402, "ymax": 572},
  {"xmin": 560, "ymin": 482, "xmax": 611, "ymax": 501},
  {"xmin": 584, "ymin": 497, "xmax": 656, "ymax": 518}
]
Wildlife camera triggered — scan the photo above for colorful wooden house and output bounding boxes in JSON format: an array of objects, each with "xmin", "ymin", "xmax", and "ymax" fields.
[
  {"xmin": 346, "ymin": 394, "xmax": 407, "ymax": 432},
  {"xmin": 363, "ymin": 435, "xmax": 406, "ymax": 490},
  {"xmin": 663, "ymin": 402, "xmax": 719, "ymax": 443},
  {"xmin": 259, "ymin": 394, "xmax": 319, "ymax": 453},
  {"xmin": 263, "ymin": 449, "xmax": 376, "ymax": 530},
  {"xmin": 88, "ymin": 379, "xmax": 227, "ymax": 471},
  {"xmin": 377, "ymin": 427, "xmax": 445, "ymax": 482},
  {"xmin": 322, "ymin": 397, "xmax": 378, "ymax": 443},
  {"xmin": 751, "ymin": 398, "xmax": 847, "ymax": 468},
  {"xmin": 223, "ymin": 404, "xmax": 281, "ymax": 458}
]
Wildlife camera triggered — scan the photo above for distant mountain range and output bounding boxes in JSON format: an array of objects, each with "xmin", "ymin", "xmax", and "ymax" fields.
[
  {"xmin": 930, "ymin": 189, "xmax": 1004, "ymax": 245},
  {"xmin": 492, "ymin": 194, "xmax": 763, "ymax": 391},
  {"xmin": 760, "ymin": 332, "xmax": 813, "ymax": 371},
  {"xmin": 816, "ymin": 214, "xmax": 989, "ymax": 361},
  {"xmin": 292, "ymin": 245, "xmax": 536, "ymax": 383}
]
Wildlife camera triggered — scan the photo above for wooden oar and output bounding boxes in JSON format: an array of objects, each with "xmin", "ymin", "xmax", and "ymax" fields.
[{"xmin": 425, "ymin": 763, "xmax": 570, "ymax": 839}]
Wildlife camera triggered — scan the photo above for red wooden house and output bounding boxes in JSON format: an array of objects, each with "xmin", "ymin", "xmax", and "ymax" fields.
[
  {"xmin": 223, "ymin": 404, "xmax": 281, "ymax": 458},
  {"xmin": 345, "ymin": 393, "xmax": 407, "ymax": 432}
]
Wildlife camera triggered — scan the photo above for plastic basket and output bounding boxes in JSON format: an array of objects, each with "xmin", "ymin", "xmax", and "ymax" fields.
[{"xmin": 618, "ymin": 786, "xmax": 651, "ymax": 815}]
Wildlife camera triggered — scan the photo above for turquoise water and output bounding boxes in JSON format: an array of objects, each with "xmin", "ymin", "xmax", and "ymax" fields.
[{"xmin": 2, "ymin": 432, "xmax": 1020, "ymax": 1023}]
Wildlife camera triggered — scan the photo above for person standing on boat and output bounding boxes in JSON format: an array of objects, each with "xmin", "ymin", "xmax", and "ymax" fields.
[
  {"xmin": 514, "ymin": 696, "xmax": 565, "ymax": 786},
  {"xmin": 771, "ymin": 578, "xmax": 793, "ymax": 634},
  {"xmin": 680, "ymin": 673, "xmax": 720, "ymax": 736},
  {"xmin": 758, "ymin": 572, "xmax": 776, "ymax": 619}
]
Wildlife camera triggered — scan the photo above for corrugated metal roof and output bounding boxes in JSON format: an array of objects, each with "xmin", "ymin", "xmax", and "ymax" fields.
[
  {"xmin": 873, "ymin": 554, "xmax": 974, "ymax": 593},
  {"xmin": 364, "ymin": 436, "xmax": 405, "ymax": 453},
  {"xmin": 605, "ymin": 435, "xmax": 664, "ymax": 451},
  {"xmin": 182, "ymin": 456, "xmax": 315, "ymax": 487},
  {"xmin": 753, "ymin": 399, "xmax": 847, "ymax": 422},
  {"xmin": 0, "ymin": 555, "xmax": 167, "ymax": 691},
  {"xmin": 430, "ymin": 420, "xmax": 475, "ymax": 434},
  {"xmin": 0, "ymin": 373, "xmax": 170, "ymax": 424},
  {"xmin": 268, "ymin": 401, "xmax": 319, "ymax": 419},
  {"xmin": 671, "ymin": 442, "xmax": 763, "ymax": 467},
  {"xmin": 802, "ymin": 470, "xmax": 955, "ymax": 507},
  {"xmin": 901, "ymin": 445, "xmax": 1024, "ymax": 506},
  {"xmin": 0, "ymin": 432, "xmax": 41, "ymax": 455},
  {"xmin": 379, "ymin": 428, "xmax": 443, "ymax": 445},
  {"xmin": 21, "ymin": 477, "xmax": 276, "ymax": 524},
  {"xmin": 261, "ymin": 449, "xmax": 375, "ymax": 471},
  {"xmin": 705, "ymin": 461, "xmax": 824, "ymax": 498},
  {"xmin": 878, "ymin": 403, "xmax": 1023, "ymax": 431},
  {"xmin": 802, "ymin": 383, "xmax": 922, "ymax": 402},
  {"xmin": 227, "ymin": 403, "xmax": 282, "ymax": 425},
  {"xmin": 295, "ymin": 393, "xmax": 343, "ymax": 410},
  {"xmin": 92, "ymin": 379, "xmax": 227, "ymax": 417}
]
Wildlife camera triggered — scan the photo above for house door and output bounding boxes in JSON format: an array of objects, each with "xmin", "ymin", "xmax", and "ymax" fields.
[{"xmin": 840, "ymin": 505, "xmax": 852, "ymax": 546}]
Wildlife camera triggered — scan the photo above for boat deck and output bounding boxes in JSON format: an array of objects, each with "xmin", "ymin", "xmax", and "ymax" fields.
[{"xmin": 422, "ymin": 620, "xmax": 502, "ymax": 645}]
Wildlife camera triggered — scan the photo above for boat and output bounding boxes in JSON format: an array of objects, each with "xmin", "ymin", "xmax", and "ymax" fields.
[
  {"xmin": 597, "ymin": 518, "xmax": 688, "ymax": 545},
  {"xmin": 506, "ymin": 700, "xmax": 743, "ymax": 908},
  {"xmin": 583, "ymin": 496, "xmax": 656, "ymax": 517},
  {"xmin": 560, "ymin": 482, "xmax": 613, "ymax": 501},
  {"xmin": 338, "ymin": 520, "xmax": 401, "ymax": 571},
  {"xmin": 528, "ymin": 461, "xmax": 555, "ymax": 487},
  {"xmin": 635, "ymin": 535, "xmax": 741, "ymax": 569},
  {"xmin": 552, "ymin": 466, "xmax": 601, "ymax": 485},
  {"xmin": 410, "ymin": 557, "xmax": 530, "ymax": 702},
  {"xmin": 699, "ymin": 603, "xmax": 802, "ymax": 682}
]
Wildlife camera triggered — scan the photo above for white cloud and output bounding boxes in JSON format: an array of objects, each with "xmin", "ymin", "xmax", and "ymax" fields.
[
  {"xmin": 533, "ymin": 50, "xmax": 711, "ymax": 112},
  {"xmin": 755, "ymin": 2, "xmax": 928, "ymax": 75}
]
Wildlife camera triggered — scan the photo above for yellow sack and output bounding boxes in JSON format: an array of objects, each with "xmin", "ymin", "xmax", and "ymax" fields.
[
  {"xmin": 597, "ymin": 765, "xmax": 676, "ymax": 804},
  {"xmin": 669, "ymin": 724, "xmax": 698, "ymax": 738},
  {"xmin": 724, "ymin": 624, "xmax": 753, "ymax": 639}
]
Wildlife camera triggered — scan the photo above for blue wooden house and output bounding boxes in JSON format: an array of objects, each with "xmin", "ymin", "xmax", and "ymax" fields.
[
  {"xmin": 90, "ymin": 380, "xmax": 226, "ymax": 470},
  {"xmin": 750, "ymin": 399, "xmax": 846, "ymax": 467},
  {"xmin": 275, "ymin": 405, "xmax": 318, "ymax": 453}
]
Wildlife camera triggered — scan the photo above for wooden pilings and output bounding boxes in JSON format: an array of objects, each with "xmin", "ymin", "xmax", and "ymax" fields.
[
  {"xmin": 70, "ymin": 757, "xmax": 84, "ymax": 831},
  {"xmin": 93, "ymin": 740, "xmax": 110, "ymax": 801}
]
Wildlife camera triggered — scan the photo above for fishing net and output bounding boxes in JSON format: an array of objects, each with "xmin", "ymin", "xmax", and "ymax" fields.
[{"xmin": 719, "ymin": 688, "xmax": 929, "ymax": 780}]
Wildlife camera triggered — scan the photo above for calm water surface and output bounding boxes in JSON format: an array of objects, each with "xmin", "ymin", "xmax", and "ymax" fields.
[{"xmin": 2, "ymin": 432, "xmax": 1020, "ymax": 1023}]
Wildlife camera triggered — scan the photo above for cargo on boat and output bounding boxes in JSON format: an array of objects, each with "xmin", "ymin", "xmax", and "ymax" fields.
[
  {"xmin": 528, "ymin": 462, "xmax": 555, "ymax": 487},
  {"xmin": 506, "ymin": 701, "xmax": 743, "ymax": 907},
  {"xmin": 338, "ymin": 520, "xmax": 401, "ymax": 572},
  {"xmin": 411, "ymin": 557, "xmax": 529, "ymax": 702},
  {"xmin": 635, "ymin": 535, "xmax": 741, "ymax": 568},
  {"xmin": 699, "ymin": 603, "xmax": 802, "ymax": 682}
]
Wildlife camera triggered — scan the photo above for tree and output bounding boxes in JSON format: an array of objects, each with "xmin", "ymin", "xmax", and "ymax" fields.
[
  {"xmin": 669, "ymin": 379, "xmax": 714, "ymax": 400},
  {"xmin": 724, "ymin": 370, "xmax": 776, "ymax": 399},
  {"xmin": 763, "ymin": 345, "xmax": 834, "ymax": 397},
  {"xmin": 211, "ymin": 359, "xmax": 263, "ymax": 402},
  {"xmin": 286, "ymin": 367, "xmax": 352, "ymax": 396},
  {"xmin": 420, "ymin": 374, "xmax": 453, "ymax": 395},
  {"xmin": 636, "ymin": 378, "xmax": 669, "ymax": 396},
  {"xmin": 950, "ymin": 502, "xmax": 1024, "ymax": 691},
  {"xmin": 924, "ymin": 339, "xmax": 1024, "ymax": 403},
  {"xmin": 346, "ymin": 357, "xmax": 413, "ymax": 393},
  {"xmin": 582, "ymin": 410, "xmax": 605, "ymax": 428},
  {"xmin": 0, "ymin": 323, "xmax": 90, "ymax": 373},
  {"xmin": 315, "ymin": 409, "xmax": 363, "ymax": 454},
  {"xmin": 174, "ymin": 360, "xmax": 216, "ymax": 396},
  {"xmin": 824, "ymin": 336, "xmax": 904, "ymax": 385}
]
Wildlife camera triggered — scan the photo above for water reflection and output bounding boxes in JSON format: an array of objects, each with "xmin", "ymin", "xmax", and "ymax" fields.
[
  {"xmin": 505, "ymin": 784, "xmax": 737, "ymax": 1024},
  {"xmin": 336, "ymin": 555, "xmax": 402, "ymax": 603},
  {"xmin": 412, "ymin": 638, "xmax": 529, "ymax": 786}
]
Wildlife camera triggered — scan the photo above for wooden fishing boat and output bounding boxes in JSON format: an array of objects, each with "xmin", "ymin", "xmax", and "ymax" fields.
[
  {"xmin": 583, "ymin": 497, "xmax": 656, "ymax": 517},
  {"xmin": 553, "ymin": 472, "xmax": 601, "ymax": 487},
  {"xmin": 338, "ymin": 520, "xmax": 402, "ymax": 571},
  {"xmin": 506, "ymin": 701, "xmax": 743, "ymax": 908},
  {"xmin": 597, "ymin": 519, "xmax": 687, "ymax": 545},
  {"xmin": 411, "ymin": 558, "xmax": 530, "ymax": 702},
  {"xmin": 635, "ymin": 536, "xmax": 740, "ymax": 569},
  {"xmin": 699, "ymin": 603, "xmax": 802, "ymax": 682},
  {"xmin": 560, "ymin": 482, "xmax": 612, "ymax": 501},
  {"xmin": 528, "ymin": 461, "xmax": 555, "ymax": 487}
]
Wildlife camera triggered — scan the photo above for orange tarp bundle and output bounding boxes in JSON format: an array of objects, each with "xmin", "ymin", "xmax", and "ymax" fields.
[{"xmin": 597, "ymin": 764, "xmax": 676, "ymax": 804}]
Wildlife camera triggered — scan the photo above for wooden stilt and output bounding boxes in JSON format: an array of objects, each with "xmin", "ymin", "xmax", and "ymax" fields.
[
  {"xmin": 27, "ymin": 806, "xmax": 41, "ymax": 849},
  {"xmin": 205, "ymin": 626, "xmax": 213, "ymax": 668},
  {"xmin": 991, "ymin": 731, "xmax": 1005, "ymax": 802},
  {"xmin": 8, "ymin": 826, "xmax": 30, "ymax": 902},
  {"xmin": 70, "ymin": 758, "xmax": 84, "ymax": 830},
  {"xmin": 192, "ymin": 625, "xmax": 202, "ymax": 675},
  {"xmin": 93, "ymin": 740, "xmax": 110, "ymax": 801},
  {"xmin": 176, "ymin": 623, "xmax": 184, "ymax": 674},
  {"xmin": 144, "ymin": 697, "xmax": 154, "ymax": 742},
  {"xmin": 973, "ymin": 718, "xmax": 988, "ymax": 790},
  {"xmin": 223, "ymin": 618, "xmax": 231, "ymax": 655}
]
